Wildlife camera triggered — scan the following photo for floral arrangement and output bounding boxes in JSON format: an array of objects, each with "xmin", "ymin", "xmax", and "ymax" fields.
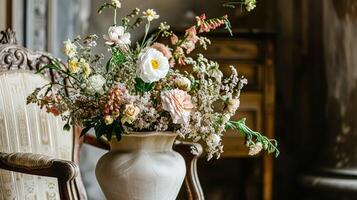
[{"xmin": 27, "ymin": 0, "xmax": 278, "ymax": 160}]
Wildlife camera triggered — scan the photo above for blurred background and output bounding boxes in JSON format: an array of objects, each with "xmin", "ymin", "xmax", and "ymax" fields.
[{"xmin": 1, "ymin": 0, "xmax": 356, "ymax": 199}]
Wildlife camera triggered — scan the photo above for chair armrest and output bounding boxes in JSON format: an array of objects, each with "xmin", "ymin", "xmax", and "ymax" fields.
[
  {"xmin": 0, "ymin": 152, "xmax": 79, "ymax": 200},
  {"xmin": 83, "ymin": 134, "xmax": 110, "ymax": 150},
  {"xmin": 174, "ymin": 141, "xmax": 205, "ymax": 200}
]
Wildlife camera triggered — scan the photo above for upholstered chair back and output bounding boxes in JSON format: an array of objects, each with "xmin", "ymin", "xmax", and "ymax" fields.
[{"xmin": 0, "ymin": 33, "xmax": 74, "ymax": 200}]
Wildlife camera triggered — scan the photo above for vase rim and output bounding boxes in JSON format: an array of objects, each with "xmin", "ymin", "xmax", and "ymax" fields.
[
  {"xmin": 109, "ymin": 131, "xmax": 178, "ymax": 152},
  {"xmin": 121, "ymin": 131, "xmax": 177, "ymax": 137}
]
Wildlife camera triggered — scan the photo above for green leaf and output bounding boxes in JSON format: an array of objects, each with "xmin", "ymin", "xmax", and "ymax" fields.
[
  {"xmin": 135, "ymin": 78, "xmax": 155, "ymax": 93},
  {"xmin": 112, "ymin": 50, "xmax": 126, "ymax": 65},
  {"xmin": 36, "ymin": 64, "xmax": 59, "ymax": 74},
  {"xmin": 80, "ymin": 125, "xmax": 93, "ymax": 137},
  {"xmin": 94, "ymin": 122, "xmax": 105, "ymax": 139},
  {"xmin": 106, "ymin": 58, "xmax": 112, "ymax": 72},
  {"xmin": 63, "ymin": 124, "xmax": 71, "ymax": 131},
  {"xmin": 113, "ymin": 122, "xmax": 123, "ymax": 141},
  {"xmin": 105, "ymin": 123, "xmax": 115, "ymax": 141}
]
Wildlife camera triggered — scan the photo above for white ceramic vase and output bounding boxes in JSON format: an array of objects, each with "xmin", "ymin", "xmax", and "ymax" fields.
[{"xmin": 95, "ymin": 132, "xmax": 186, "ymax": 200}]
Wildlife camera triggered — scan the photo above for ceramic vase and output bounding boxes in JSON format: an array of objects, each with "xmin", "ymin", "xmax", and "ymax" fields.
[{"xmin": 95, "ymin": 132, "xmax": 186, "ymax": 200}]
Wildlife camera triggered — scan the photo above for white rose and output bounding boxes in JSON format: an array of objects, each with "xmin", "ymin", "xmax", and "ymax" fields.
[
  {"xmin": 136, "ymin": 48, "xmax": 170, "ymax": 83},
  {"xmin": 63, "ymin": 39, "xmax": 77, "ymax": 58},
  {"xmin": 208, "ymin": 134, "xmax": 221, "ymax": 147},
  {"xmin": 103, "ymin": 26, "xmax": 131, "ymax": 46},
  {"xmin": 121, "ymin": 103, "xmax": 140, "ymax": 124},
  {"xmin": 88, "ymin": 74, "xmax": 106, "ymax": 94},
  {"xmin": 174, "ymin": 77, "xmax": 191, "ymax": 91}
]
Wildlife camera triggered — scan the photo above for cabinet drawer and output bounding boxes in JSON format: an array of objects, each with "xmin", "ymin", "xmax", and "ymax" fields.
[
  {"xmin": 219, "ymin": 61, "xmax": 263, "ymax": 91},
  {"xmin": 197, "ymin": 39, "xmax": 262, "ymax": 60},
  {"xmin": 222, "ymin": 93, "xmax": 262, "ymax": 157}
]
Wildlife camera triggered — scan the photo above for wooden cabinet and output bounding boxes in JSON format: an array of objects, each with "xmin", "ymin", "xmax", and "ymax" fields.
[
  {"xmin": 161, "ymin": 32, "xmax": 276, "ymax": 200},
  {"xmin": 196, "ymin": 33, "xmax": 276, "ymax": 200}
]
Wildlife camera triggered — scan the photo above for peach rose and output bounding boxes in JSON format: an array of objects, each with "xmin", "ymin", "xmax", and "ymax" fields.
[{"xmin": 161, "ymin": 89, "xmax": 194, "ymax": 125}]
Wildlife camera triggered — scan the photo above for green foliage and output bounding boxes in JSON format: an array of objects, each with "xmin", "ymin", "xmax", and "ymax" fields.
[
  {"xmin": 135, "ymin": 78, "xmax": 155, "ymax": 94},
  {"xmin": 226, "ymin": 118, "xmax": 280, "ymax": 157},
  {"xmin": 94, "ymin": 120, "xmax": 123, "ymax": 141},
  {"xmin": 112, "ymin": 50, "xmax": 126, "ymax": 65}
]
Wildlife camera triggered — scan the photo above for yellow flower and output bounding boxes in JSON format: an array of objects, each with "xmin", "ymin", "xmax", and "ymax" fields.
[
  {"xmin": 121, "ymin": 103, "xmax": 140, "ymax": 124},
  {"xmin": 68, "ymin": 58, "xmax": 79, "ymax": 73},
  {"xmin": 104, "ymin": 115, "xmax": 114, "ymax": 125},
  {"xmin": 143, "ymin": 9, "xmax": 159, "ymax": 22},
  {"xmin": 79, "ymin": 58, "xmax": 91, "ymax": 78}
]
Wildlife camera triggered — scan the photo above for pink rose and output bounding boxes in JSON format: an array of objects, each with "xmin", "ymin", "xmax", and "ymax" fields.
[{"xmin": 161, "ymin": 89, "xmax": 194, "ymax": 125}]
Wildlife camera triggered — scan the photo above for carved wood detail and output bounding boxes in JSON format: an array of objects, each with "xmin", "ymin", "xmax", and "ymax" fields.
[{"xmin": 0, "ymin": 29, "xmax": 17, "ymax": 45}]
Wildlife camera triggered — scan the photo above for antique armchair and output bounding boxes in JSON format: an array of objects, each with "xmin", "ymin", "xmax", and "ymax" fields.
[{"xmin": 0, "ymin": 29, "xmax": 204, "ymax": 200}]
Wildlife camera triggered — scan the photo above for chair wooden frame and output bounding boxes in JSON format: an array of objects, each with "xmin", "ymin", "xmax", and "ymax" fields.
[{"xmin": 0, "ymin": 29, "xmax": 204, "ymax": 200}]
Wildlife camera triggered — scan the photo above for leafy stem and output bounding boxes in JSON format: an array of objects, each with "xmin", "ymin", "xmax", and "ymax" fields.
[
  {"xmin": 114, "ymin": 8, "xmax": 117, "ymax": 25},
  {"xmin": 141, "ymin": 21, "xmax": 151, "ymax": 48},
  {"xmin": 225, "ymin": 118, "xmax": 280, "ymax": 157}
]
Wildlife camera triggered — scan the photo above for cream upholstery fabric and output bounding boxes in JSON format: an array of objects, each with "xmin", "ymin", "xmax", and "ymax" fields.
[{"xmin": 0, "ymin": 71, "xmax": 73, "ymax": 200}]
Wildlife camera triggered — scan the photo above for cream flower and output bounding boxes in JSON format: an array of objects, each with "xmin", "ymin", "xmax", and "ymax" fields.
[
  {"xmin": 174, "ymin": 77, "xmax": 191, "ymax": 91},
  {"xmin": 121, "ymin": 103, "xmax": 140, "ymax": 124},
  {"xmin": 112, "ymin": 0, "xmax": 121, "ymax": 8},
  {"xmin": 161, "ymin": 89, "xmax": 194, "ymax": 125},
  {"xmin": 68, "ymin": 58, "xmax": 79, "ymax": 73},
  {"xmin": 226, "ymin": 98, "xmax": 240, "ymax": 114},
  {"xmin": 245, "ymin": 0, "xmax": 256, "ymax": 11},
  {"xmin": 104, "ymin": 115, "xmax": 114, "ymax": 125},
  {"xmin": 136, "ymin": 48, "xmax": 170, "ymax": 83},
  {"xmin": 248, "ymin": 142, "xmax": 263, "ymax": 156},
  {"xmin": 77, "ymin": 58, "xmax": 91, "ymax": 78},
  {"xmin": 103, "ymin": 26, "xmax": 131, "ymax": 46},
  {"xmin": 158, "ymin": 22, "xmax": 170, "ymax": 31},
  {"xmin": 63, "ymin": 39, "xmax": 77, "ymax": 58},
  {"xmin": 207, "ymin": 65, "xmax": 223, "ymax": 82},
  {"xmin": 88, "ymin": 74, "xmax": 106, "ymax": 94},
  {"xmin": 143, "ymin": 9, "xmax": 159, "ymax": 21}
]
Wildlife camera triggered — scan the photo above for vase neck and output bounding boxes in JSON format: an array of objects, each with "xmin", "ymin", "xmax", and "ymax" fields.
[{"xmin": 109, "ymin": 132, "xmax": 178, "ymax": 152}]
